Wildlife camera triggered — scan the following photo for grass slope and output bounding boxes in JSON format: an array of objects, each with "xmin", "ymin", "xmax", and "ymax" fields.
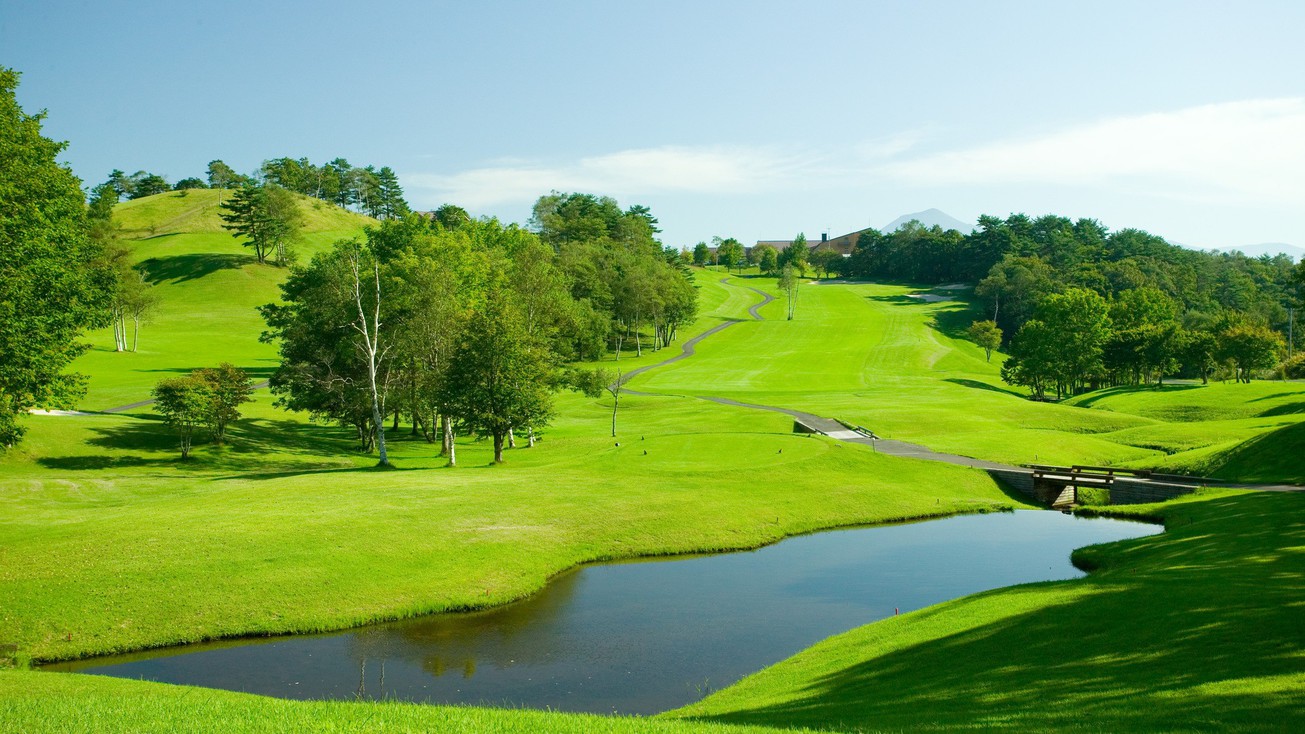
[
  {"xmin": 670, "ymin": 490, "xmax": 1305, "ymax": 732},
  {"xmin": 631, "ymin": 278, "xmax": 1305, "ymax": 482},
  {"xmin": 75, "ymin": 189, "xmax": 374, "ymax": 408}
]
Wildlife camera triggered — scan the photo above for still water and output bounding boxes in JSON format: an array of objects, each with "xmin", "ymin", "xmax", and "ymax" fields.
[{"xmin": 48, "ymin": 510, "xmax": 1159, "ymax": 715}]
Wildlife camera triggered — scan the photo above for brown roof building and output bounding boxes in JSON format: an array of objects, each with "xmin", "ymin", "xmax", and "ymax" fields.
[{"xmin": 753, "ymin": 229, "xmax": 872, "ymax": 258}]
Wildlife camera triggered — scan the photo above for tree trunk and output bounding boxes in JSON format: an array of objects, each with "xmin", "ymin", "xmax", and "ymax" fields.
[
  {"xmin": 131, "ymin": 316, "xmax": 141, "ymax": 352},
  {"xmin": 439, "ymin": 414, "xmax": 449, "ymax": 456},
  {"xmin": 350, "ymin": 253, "xmax": 389, "ymax": 467},
  {"xmin": 493, "ymin": 432, "xmax": 505, "ymax": 463},
  {"xmin": 445, "ymin": 418, "xmax": 456, "ymax": 466},
  {"xmin": 508, "ymin": 428, "xmax": 516, "ymax": 449},
  {"xmin": 528, "ymin": 426, "xmax": 536, "ymax": 448}
]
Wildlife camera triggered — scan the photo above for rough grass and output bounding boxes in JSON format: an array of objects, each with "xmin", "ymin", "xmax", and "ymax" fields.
[{"xmin": 668, "ymin": 490, "xmax": 1305, "ymax": 732}]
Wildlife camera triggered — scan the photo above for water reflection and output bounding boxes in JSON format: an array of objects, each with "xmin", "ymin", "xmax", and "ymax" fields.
[{"xmin": 48, "ymin": 511, "xmax": 1159, "ymax": 714}]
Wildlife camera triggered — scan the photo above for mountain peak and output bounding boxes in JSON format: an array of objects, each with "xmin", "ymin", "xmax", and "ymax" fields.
[{"xmin": 881, "ymin": 209, "xmax": 971, "ymax": 234}]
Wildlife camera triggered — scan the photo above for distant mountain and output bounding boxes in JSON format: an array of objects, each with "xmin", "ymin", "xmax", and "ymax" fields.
[
  {"xmin": 881, "ymin": 208, "xmax": 972, "ymax": 234},
  {"xmin": 1218, "ymin": 242, "xmax": 1303, "ymax": 262}
]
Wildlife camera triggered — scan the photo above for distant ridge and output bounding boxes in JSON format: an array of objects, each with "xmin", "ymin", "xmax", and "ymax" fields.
[
  {"xmin": 881, "ymin": 208, "xmax": 971, "ymax": 234},
  {"xmin": 1218, "ymin": 242, "xmax": 1303, "ymax": 262}
]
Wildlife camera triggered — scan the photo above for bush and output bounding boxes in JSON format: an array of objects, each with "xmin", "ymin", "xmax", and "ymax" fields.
[{"xmin": 1282, "ymin": 353, "xmax": 1305, "ymax": 380}]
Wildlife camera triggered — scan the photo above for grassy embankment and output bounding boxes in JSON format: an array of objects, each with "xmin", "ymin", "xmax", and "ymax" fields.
[
  {"xmin": 1, "ymin": 198, "xmax": 1300, "ymax": 731},
  {"xmin": 632, "ymin": 278, "xmax": 1305, "ymax": 484},
  {"xmin": 671, "ymin": 489, "xmax": 1304, "ymax": 732}
]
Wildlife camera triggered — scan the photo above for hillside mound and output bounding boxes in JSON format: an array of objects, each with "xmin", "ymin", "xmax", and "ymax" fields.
[{"xmin": 113, "ymin": 188, "xmax": 375, "ymax": 239}]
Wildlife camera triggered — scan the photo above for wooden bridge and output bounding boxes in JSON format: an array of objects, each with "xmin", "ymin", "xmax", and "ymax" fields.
[{"xmin": 1021, "ymin": 464, "xmax": 1206, "ymax": 507}]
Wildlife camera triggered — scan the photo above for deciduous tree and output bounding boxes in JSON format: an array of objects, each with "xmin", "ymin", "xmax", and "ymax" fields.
[
  {"xmin": 778, "ymin": 263, "xmax": 800, "ymax": 320},
  {"xmin": 440, "ymin": 292, "xmax": 554, "ymax": 463},
  {"xmin": 194, "ymin": 363, "xmax": 253, "ymax": 445},
  {"xmin": 152, "ymin": 375, "xmax": 212, "ymax": 459},
  {"xmin": 967, "ymin": 320, "xmax": 1002, "ymax": 362},
  {"xmin": 1218, "ymin": 324, "xmax": 1282, "ymax": 383},
  {"xmin": 0, "ymin": 68, "xmax": 113, "ymax": 446}
]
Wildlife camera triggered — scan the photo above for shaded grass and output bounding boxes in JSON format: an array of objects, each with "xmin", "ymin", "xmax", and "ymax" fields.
[{"xmin": 669, "ymin": 490, "xmax": 1305, "ymax": 732}]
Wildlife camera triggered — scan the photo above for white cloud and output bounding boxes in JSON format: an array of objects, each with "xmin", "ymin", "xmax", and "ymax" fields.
[
  {"xmin": 880, "ymin": 99, "xmax": 1305, "ymax": 205},
  {"xmin": 405, "ymin": 145, "xmax": 812, "ymax": 209}
]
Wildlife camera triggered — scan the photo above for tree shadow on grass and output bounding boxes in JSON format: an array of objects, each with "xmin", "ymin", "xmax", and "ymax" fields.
[
  {"xmin": 37, "ymin": 454, "xmax": 167, "ymax": 471},
  {"xmin": 140, "ymin": 253, "xmax": 256, "ymax": 285},
  {"xmin": 1071, "ymin": 383, "xmax": 1202, "ymax": 409},
  {"xmin": 133, "ymin": 366, "xmax": 276, "ymax": 381},
  {"xmin": 35, "ymin": 413, "xmax": 377, "ymax": 477},
  {"xmin": 1257, "ymin": 402, "xmax": 1305, "ymax": 417},
  {"xmin": 865, "ymin": 294, "xmax": 925, "ymax": 306},
  {"xmin": 682, "ymin": 493, "xmax": 1304, "ymax": 732},
  {"xmin": 943, "ymin": 378, "xmax": 1023, "ymax": 398},
  {"xmin": 930, "ymin": 300, "xmax": 983, "ymax": 340},
  {"xmin": 1202, "ymin": 420, "xmax": 1305, "ymax": 484}
]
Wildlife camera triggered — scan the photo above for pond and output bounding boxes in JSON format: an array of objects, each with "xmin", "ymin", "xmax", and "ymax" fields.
[{"xmin": 47, "ymin": 510, "xmax": 1159, "ymax": 715}]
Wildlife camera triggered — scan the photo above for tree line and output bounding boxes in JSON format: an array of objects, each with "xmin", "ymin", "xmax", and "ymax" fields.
[
  {"xmin": 814, "ymin": 214, "xmax": 1303, "ymax": 394},
  {"xmin": 97, "ymin": 156, "xmax": 409, "ymax": 220},
  {"xmin": 260, "ymin": 192, "xmax": 698, "ymax": 465}
]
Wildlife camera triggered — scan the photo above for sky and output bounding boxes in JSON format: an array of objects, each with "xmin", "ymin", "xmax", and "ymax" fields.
[{"xmin": 4, "ymin": 0, "xmax": 1304, "ymax": 250}]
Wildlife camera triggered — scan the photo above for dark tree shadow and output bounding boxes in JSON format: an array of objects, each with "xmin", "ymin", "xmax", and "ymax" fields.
[
  {"xmin": 943, "ymin": 378, "xmax": 1023, "ymax": 397},
  {"xmin": 141, "ymin": 253, "xmax": 256, "ymax": 285},
  {"xmin": 1071, "ymin": 384, "xmax": 1201, "ymax": 409},
  {"xmin": 1258, "ymin": 402, "xmax": 1305, "ymax": 417}
]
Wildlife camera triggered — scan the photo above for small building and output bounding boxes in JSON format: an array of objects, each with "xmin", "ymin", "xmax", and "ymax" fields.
[{"xmin": 753, "ymin": 229, "xmax": 872, "ymax": 258}]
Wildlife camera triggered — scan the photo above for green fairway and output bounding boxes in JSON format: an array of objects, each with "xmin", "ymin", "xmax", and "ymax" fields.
[
  {"xmin": 3, "ymin": 199, "xmax": 1302, "ymax": 733},
  {"xmin": 669, "ymin": 490, "xmax": 1305, "ymax": 732},
  {"xmin": 630, "ymin": 278, "xmax": 1305, "ymax": 483}
]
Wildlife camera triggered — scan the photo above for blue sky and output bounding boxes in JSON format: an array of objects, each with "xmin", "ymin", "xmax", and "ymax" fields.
[{"xmin": 4, "ymin": 0, "xmax": 1303, "ymax": 250}]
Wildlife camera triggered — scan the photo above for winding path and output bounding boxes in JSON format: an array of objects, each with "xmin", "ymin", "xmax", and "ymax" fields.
[
  {"xmin": 616, "ymin": 277, "xmax": 774, "ymax": 387},
  {"xmin": 100, "ymin": 380, "xmax": 271, "ymax": 414}
]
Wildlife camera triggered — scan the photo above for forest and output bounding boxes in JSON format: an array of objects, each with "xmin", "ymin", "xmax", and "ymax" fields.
[
  {"xmin": 834, "ymin": 215, "xmax": 1304, "ymax": 397},
  {"xmin": 259, "ymin": 193, "xmax": 698, "ymax": 464}
]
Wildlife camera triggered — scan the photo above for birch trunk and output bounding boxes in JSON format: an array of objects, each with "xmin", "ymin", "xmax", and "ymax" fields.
[{"xmin": 350, "ymin": 253, "xmax": 389, "ymax": 467}]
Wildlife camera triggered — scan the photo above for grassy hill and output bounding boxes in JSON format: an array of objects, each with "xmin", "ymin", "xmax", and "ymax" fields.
[
  {"xmin": 74, "ymin": 189, "xmax": 374, "ymax": 409},
  {"xmin": 1, "ymin": 249, "xmax": 1301, "ymax": 732},
  {"xmin": 631, "ymin": 278, "xmax": 1305, "ymax": 483}
]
